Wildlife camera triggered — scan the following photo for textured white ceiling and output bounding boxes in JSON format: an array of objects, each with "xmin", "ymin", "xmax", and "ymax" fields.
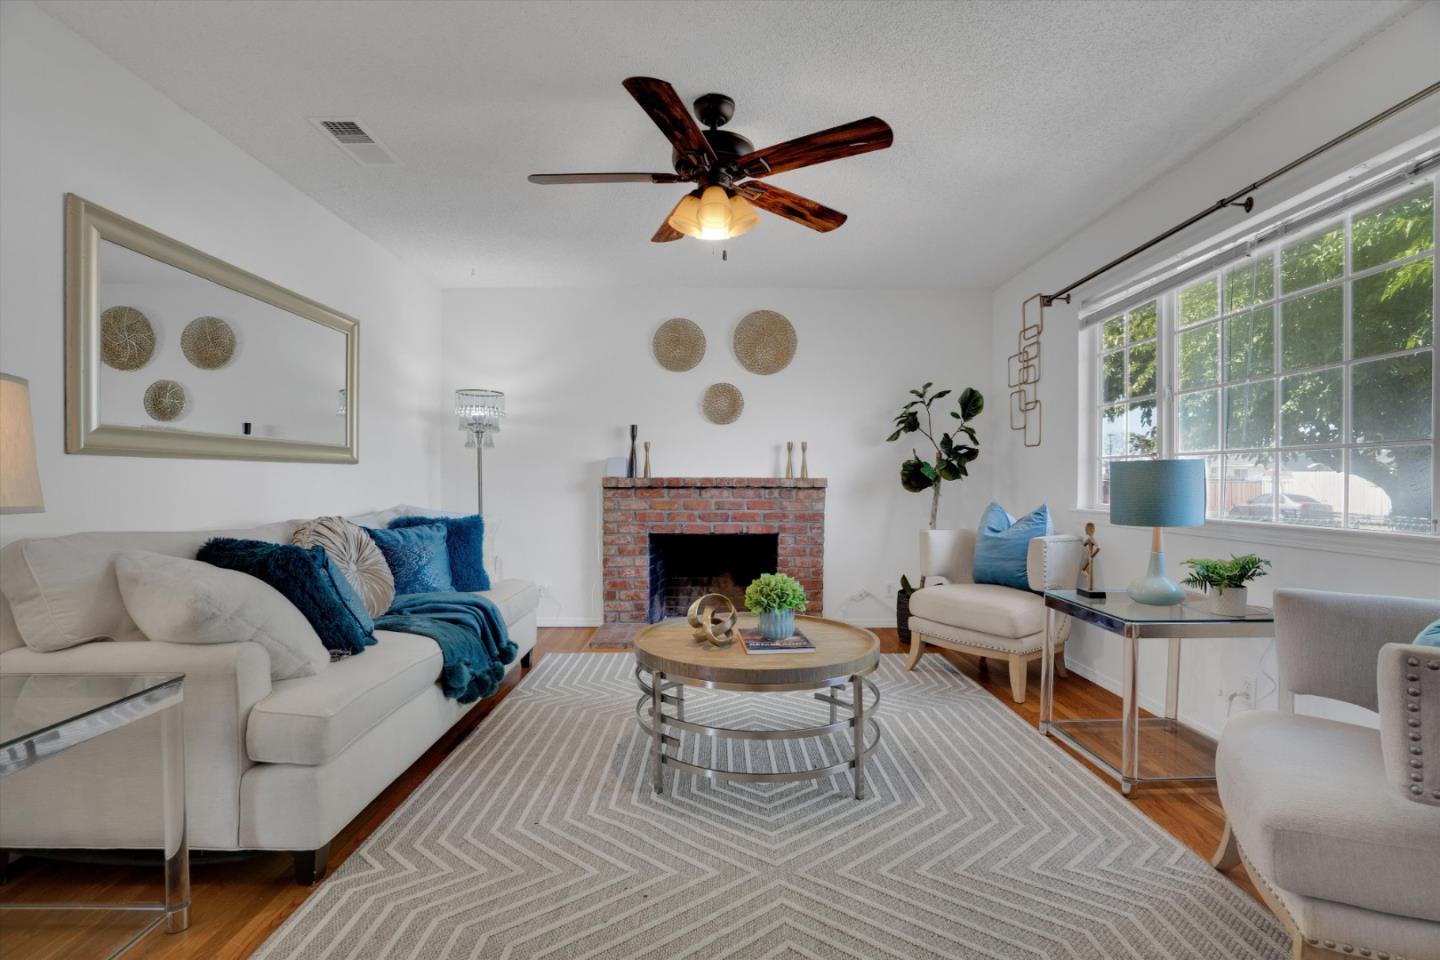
[{"xmin": 38, "ymin": 0, "xmax": 1414, "ymax": 289}]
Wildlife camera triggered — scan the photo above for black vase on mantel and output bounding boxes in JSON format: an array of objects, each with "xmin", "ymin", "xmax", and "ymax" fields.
[{"xmin": 627, "ymin": 424, "xmax": 639, "ymax": 478}]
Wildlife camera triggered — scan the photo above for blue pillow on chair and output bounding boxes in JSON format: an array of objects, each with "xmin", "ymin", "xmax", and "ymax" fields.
[
  {"xmin": 367, "ymin": 522, "xmax": 455, "ymax": 595},
  {"xmin": 388, "ymin": 514, "xmax": 490, "ymax": 592},
  {"xmin": 197, "ymin": 538, "xmax": 375, "ymax": 656},
  {"xmin": 973, "ymin": 502, "xmax": 1052, "ymax": 592},
  {"xmin": 1416, "ymin": 619, "xmax": 1440, "ymax": 647}
]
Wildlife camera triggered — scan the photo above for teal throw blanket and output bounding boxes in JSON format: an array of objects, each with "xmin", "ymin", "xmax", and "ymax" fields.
[{"xmin": 377, "ymin": 592, "xmax": 516, "ymax": 703}]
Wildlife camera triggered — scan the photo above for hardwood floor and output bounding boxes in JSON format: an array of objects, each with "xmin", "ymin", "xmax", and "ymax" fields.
[{"xmin": 0, "ymin": 627, "xmax": 1258, "ymax": 959}]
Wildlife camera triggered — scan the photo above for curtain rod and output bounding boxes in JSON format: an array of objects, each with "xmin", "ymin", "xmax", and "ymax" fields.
[{"xmin": 1039, "ymin": 81, "xmax": 1440, "ymax": 307}]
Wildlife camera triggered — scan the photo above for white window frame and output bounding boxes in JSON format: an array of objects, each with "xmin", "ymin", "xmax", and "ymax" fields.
[{"xmin": 1082, "ymin": 171, "xmax": 1439, "ymax": 547}]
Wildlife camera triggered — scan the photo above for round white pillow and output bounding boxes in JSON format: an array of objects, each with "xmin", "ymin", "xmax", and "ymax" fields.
[{"xmin": 292, "ymin": 516, "xmax": 395, "ymax": 618}]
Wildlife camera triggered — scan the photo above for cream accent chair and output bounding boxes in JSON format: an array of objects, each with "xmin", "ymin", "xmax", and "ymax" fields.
[
  {"xmin": 905, "ymin": 528, "xmax": 1083, "ymax": 702},
  {"xmin": 1212, "ymin": 589, "xmax": 1440, "ymax": 960}
]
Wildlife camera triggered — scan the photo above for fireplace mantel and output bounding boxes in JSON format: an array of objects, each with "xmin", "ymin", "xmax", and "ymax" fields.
[{"xmin": 601, "ymin": 477, "xmax": 826, "ymax": 624}]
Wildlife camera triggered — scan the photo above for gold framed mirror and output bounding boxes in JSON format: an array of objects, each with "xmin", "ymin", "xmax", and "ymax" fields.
[{"xmin": 64, "ymin": 194, "xmax": 359, "ymax": 463}]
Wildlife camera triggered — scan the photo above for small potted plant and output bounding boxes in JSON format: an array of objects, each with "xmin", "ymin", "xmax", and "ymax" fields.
[
  {"xmin": 1180, "ymin": 554, "xmax": 1270, "ymax": 616},
  {"xmin": 745, "ymin": 573, "xmax": 808, "ymax": 640}
]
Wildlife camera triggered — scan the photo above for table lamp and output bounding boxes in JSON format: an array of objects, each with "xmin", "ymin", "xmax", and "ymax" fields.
[
  {"xmin": 1109, "ymin": 459, "xmax": 1204, "ymax": 605},
  {"xmin": 454, "ymin": 389, "xmax": 505, "ymax": 514},
  {"xmin": 0, "ymin": 373, "xmax": 45, "ymax": 514}
]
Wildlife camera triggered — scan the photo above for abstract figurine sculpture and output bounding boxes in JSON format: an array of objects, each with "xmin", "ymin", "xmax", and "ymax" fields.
[
  {"xmin": 1077, "ymin": 521, "xmax": 1105, "ymax": 599},
  {"xmin": 785, "ymin": 441, "xmax": 795, "ymax": 479},
  {"xmin": 687, "ymin": 593, "xmax": 740, "ymax": 647},
  {"xmin": 800, "ymin": 440, "xmax": 809, "ymax": 479}
]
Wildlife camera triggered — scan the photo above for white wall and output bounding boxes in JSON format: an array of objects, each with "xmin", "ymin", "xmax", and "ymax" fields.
[
  {"xmin": 441, "ymin": 287, "xmax": 994, "ymax": 626},
  {"xmin": 988, "ymin": 4, "xmax": 1440, "ymax": 737},
  {"xmin": 0, "ymin": 1, "xmax": 443, "ymax": 542}
]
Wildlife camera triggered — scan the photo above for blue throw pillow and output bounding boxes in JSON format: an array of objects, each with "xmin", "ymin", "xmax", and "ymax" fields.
[
  {"xmin": 197, "ymin": 538, "xmax": 375, "ymax": 656},
  {"xmin": 367, "ymin": 522, "xmax": 455, "ymax": 595},
  {"xmin": 388, "ymin": 514, "xmax": 490, "ymax": 592},
  {"xmin": 1416, "ymin": 619, "xmax": 1440, "ymax": 648},
  {"xmin": 973, "ymin": 502, "xmax": 1052, "ymax": 592}
]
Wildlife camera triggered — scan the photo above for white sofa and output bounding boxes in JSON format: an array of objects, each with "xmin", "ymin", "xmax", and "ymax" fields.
[
  {"xmin": 0, "ymin": 505, "xmax": 538, "ymax": 883},
  {"xmin": 905, "ymin": 528, "xmax": 1082, "ymax": 702}
]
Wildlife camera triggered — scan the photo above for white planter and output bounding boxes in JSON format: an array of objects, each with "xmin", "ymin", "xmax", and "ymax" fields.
[{"xmin": 1210, "ymin": 586, "xmax": 1248, "ymax": 617}]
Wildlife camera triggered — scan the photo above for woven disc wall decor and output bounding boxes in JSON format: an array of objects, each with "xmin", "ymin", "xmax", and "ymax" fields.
[
  {"xmin": 143, "ymin": 379, "xmax": 187, "ymax": 422},
  {"xmin": 652, "ymin": 317, "xmax": 706, "ymax": 372},
  {"xmin": 702, "ymin": 382, "xmax": 744, "ymax": 424},
  {"xmin": 733, "ymin": 309, "xmax": 796, "ymax": 375},
  {"xmin": 181, "ymin": 316, "xmax": 236, "ymax": 369},
  {"xmin": 100, "ymin": 306, "xmax": 156, "ymax": 371}
]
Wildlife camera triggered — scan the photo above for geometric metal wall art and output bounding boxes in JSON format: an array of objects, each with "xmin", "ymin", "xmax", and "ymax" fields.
[{"xmin": 1008, "ymin": 294, "xmax": 1044, "ymax": 448}]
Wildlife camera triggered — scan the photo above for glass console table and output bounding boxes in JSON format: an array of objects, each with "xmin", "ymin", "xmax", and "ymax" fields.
[
  {"xmin": 1039, "ymin": 591, "xmax": 1274, "ymax": 796},
  {"xmin": 0, "ymin": 673, "xmax": 188, "ymax": 957}
]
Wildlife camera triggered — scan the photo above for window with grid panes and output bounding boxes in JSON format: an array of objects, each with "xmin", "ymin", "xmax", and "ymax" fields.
[{"xmin": 1089, "ymin": 176, "xmax": 1435, "ymax": 535}]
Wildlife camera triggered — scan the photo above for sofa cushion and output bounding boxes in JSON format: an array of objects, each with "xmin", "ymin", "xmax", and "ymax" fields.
[
  {"xmin": 115, "ymin": 551, "xmax": 329, "ymax": 681},
  {"xmin": 973, "ymin": 502, "xmax": 1051, "ymax": 591},
  {"xmin": 0, "ymin": 522, "xmax": 294, "ymax": 652},
  {"xmin": 908, "ymin": 582, "xmax": 1044, "ymax": 639},
  {"xmin": 1217, "ymin": 709, "xmax": 1440, "ymax": 923},
  {"xmin": 479, "ymin": 579, "xmax": 539, "ymax": 627},
  {"xmin": 292, "ymin": 517, "xmax": 394, "ymax": 619},
  {"xmin": 247, "ymin": 630, "xmax": 441, "ymax": 765},
  {"xmin": 366, "ymin": 523, "xmax": 454, "ymax": 595},
  {"xmin": 389, "ymin": 514, "xmax": 490, "ymax": 592}
]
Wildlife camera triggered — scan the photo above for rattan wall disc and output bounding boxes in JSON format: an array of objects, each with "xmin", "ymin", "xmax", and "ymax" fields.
[
  {"xmin": 733, "ymin": 309, "xmax": 796, "ymax": 375},
  {"xmin": 652, "ymin": 317, "xmax": 706, "ymax": 371},
  {"xmin": 100, "ymin": 306, "xmax": 156, "ymax": 371},
  {"xmin": 702, "ymin": 382, "xmax": 744, "ymax": 424},
  {"xmin": 143, "ymin": 379, "xmax": 187, "ymax": 422},
  {"xmin": 181, "ymin": 316, "xmax": 236, "ymax": 369}
]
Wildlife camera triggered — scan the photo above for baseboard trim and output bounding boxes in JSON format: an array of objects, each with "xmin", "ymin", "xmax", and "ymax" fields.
[{"xmin": 538, "ymin": 616, "xmax": 603, "ymax": 628}]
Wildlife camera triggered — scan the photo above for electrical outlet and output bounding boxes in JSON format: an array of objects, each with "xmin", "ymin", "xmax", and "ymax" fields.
[{"xmin": 1241, "ymin": 679, "xmax": 1255, "ymax": 707}]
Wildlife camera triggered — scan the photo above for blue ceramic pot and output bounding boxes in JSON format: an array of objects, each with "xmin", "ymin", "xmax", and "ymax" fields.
[{"xmin": 757, "ymin": 609, "xmax": 796, "ymax": 640}]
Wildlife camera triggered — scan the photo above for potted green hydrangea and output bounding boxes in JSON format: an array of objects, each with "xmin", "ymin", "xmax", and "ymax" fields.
[{"xmin": 744, "ymin": 573, "xmax": 808, "ymax": 640}]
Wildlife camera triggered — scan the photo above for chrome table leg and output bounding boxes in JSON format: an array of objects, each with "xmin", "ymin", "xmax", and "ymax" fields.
[
  {"xmin": 852, "ymin": 675, "xmax": 865, "ymax": 800},
  {"xmin": 1120, "ymin": 627, "xmax": 1140, "ymax": 797},
  {"xmin": 160, "ymin": 699, "xmax": 190, "ymax": 932},
  {"xmin": 1039, "ymin": 607, "xmax": 1057, "ymax": 734},
  {"xmin": 651, "ymin": 670, "xmax": 666, "ymax": 795}
]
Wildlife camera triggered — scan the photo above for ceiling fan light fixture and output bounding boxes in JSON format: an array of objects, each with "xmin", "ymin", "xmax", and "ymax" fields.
[
  {"xmin": 696, "ymin": 185, "xmax": 734, "ymax": 240},
  {"xmin": 728, "ymin": 193, "xmax": 760, "ymax": 236},
  {"xmin": 667, "ymin": 192, "xmax": 704, "ymax": 238}
]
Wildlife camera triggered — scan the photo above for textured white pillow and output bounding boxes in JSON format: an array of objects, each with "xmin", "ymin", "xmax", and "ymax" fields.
[{"xmin": 115, "ymin": 551, "xmax": 328, "ymax": 681}]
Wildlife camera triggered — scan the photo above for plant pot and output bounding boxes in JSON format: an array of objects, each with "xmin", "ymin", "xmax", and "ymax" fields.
[
  {"xmin": 1210, "ymin": 586, "xmax": 1248, "ymax": 617},
  {"xmin": 896, "ymin": 590, "xmax": 912, "ymax": 646},
  {"xmin": 757, "ymin": 609, "xmax": 796, "ymax": 641}
]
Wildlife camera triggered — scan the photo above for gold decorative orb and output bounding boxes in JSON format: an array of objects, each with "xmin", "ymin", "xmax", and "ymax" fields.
[
  {"xmin": 181, "ymin": 315, "xmax": 236, "ymax": 369},
  {"xmin": 687, "ymin": 593, "xmax": 740, "ymax": 647},
  {"xmin": 733, "ymin": 309, "xmax": 796, "ymax": 375},
  {"xmin": 143, "ymin": 379, "xmax": 187, "ymax": 422},
  {"xmin": 100, "ymin": 306, "xmax": 156, "ymax": 371},
  {"xmin": 652, "ymin": 317, "xmax": 705, "ymax": 372}
]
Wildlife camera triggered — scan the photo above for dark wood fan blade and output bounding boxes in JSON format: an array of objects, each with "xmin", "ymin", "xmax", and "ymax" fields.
[
  {"xmin": 622, "ymin": 77, "xmax": 716, "ymax": 169},
  {"xmin": 736, "ymin": 182, "xmax": 847, "ymax": 232},
  {"xmin": 740, "ymin": 117, "xmax": 893, "ymax": 178},
  {"xmin": 652, "ymin": 196, "xmax": 687, "ymax": 242},
  {"xmin": 528, "ymin": 172, "xmax": 682, "ymax": 184}
]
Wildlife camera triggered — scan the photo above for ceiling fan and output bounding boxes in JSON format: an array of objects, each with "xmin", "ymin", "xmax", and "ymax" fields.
[{"xmin": 528, "ymin": 77, "xmax": 893, "ymax": 242}]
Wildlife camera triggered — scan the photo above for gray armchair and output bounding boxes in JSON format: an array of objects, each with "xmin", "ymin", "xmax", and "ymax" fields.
[{"xmin": 1213, "ymin": 588, "xmax": 1440, "ymax": 960}]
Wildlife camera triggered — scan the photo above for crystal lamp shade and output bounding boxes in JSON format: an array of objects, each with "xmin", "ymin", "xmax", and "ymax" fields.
[{"xmin": 455, "ymin": 388, "xmax": 505, "ymax": 449}]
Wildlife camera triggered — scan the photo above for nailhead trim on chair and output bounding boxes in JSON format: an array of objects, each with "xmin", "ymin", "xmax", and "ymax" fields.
[{"xmin": 1406, "ymin": 655, "xmax": 1426, "ymax": 798}]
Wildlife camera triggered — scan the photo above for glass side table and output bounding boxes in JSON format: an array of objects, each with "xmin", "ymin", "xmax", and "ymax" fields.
[
  {"xmin": 1039, "ymin": 591, "xmax": 1273, "ymax": 797},
  {"xmin": 0, "ymin": 673, "xmax": 188, "ymax": 957}
]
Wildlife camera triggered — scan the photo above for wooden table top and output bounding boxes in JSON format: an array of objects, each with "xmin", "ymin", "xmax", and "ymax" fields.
[{"xmin": 634, "ymin": 614, "xmax": 880, "ymax": 688}]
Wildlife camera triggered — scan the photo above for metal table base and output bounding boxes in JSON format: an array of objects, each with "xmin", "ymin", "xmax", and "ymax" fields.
[{"xmin": 635, "ymin": 664, "xmax": 881, "ymax": 799}]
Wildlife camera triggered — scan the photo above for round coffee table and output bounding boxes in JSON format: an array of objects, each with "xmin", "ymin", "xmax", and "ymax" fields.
[{"xmin": 633, "ymin": 614, "xmax": 881, "ymax": 799}]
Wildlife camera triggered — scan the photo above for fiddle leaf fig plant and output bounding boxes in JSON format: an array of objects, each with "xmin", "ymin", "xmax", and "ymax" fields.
[{"xmin": 887, "ymin": 383, "xmax": 983, "ymax": 529}]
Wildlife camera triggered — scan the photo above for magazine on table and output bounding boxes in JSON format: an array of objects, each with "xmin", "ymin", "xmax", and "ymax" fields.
[{"xmin": 740, "ymin": 628, "xmax": 816, "ymax": 654}]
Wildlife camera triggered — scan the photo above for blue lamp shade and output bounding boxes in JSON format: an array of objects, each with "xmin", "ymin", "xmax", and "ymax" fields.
[{"xmin": 1109, "ymin": 459, "xmax": 1206, "ymax": 528}]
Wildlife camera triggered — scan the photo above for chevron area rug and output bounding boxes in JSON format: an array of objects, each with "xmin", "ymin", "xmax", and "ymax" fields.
[{"xmin": 254, "ymin": 653, "xmax": 1288, "ymax": 960}]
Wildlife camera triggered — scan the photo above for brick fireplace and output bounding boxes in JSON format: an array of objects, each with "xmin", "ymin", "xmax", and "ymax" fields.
[{"xmin": 601, "ymin": 477, "xmax": 826, "ymax": 623}]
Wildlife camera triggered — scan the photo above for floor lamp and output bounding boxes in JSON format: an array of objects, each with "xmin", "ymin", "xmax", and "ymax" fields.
[{"xmin": 455, "ymin": 389, "xmax": 505, "ymax": 515}]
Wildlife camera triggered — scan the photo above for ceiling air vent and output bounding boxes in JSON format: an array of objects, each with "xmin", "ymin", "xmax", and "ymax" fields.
[{"xmin": 310, "ymin": 117, "xmax": 398, "ymax": 166}]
